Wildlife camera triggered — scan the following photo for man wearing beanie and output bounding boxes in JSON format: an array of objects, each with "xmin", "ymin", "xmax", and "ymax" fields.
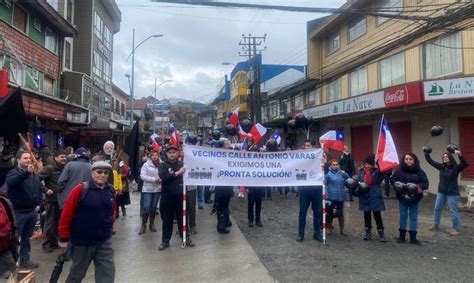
[{"xmin": 59, "ymin": 161, "xmax": 115, "ymax": 283}]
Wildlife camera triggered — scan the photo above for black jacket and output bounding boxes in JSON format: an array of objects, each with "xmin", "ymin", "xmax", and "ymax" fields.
[
  {"xmin": 425, "ymin": 153, "xmax": 468, "ymax": 196},
  {"xmin": 339, "ymin": 153, "xmax": 355, "ymax": 176},
  {"xmin": 159, "ymin": 159, "xmax": 184, "ymax": 197},
  {"xmin": 38, "ymin": 160, "xmax": 64, "ymax": 202},
  {"xmin": 390, "ymin": 161, "xmax": 429, "ymax": 203},
  {"xmin": 6, "ymin": 168, "xmax": 43, "ymax": 211}
]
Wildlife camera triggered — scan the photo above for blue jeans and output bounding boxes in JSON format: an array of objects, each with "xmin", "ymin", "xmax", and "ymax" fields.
[
  {"xmin": 15, "ymin": 211, "xmax": 37, "ymax": 262},
  {"xmin": 197, "ymin": 186, "xmax": 204, "ymax": 208},
  {"xmin": 399, "ymin": 200, "xmax": 419, "ymax": 231},
  {"xmin": 298, "ymin": 186, "xmax": 322, "ymax": 237},
  {"xmin": 142, "ymin": 192, "xmax": 161, "ymax": 214},
  {"xmin": 433, "ymin": 193, "xmax": 460, "ymax": 230}
]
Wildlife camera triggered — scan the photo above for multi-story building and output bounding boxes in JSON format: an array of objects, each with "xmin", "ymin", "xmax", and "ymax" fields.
[
  {"xmin": 301, "ymin": 0, "xmax": 474, "ymax": 191},
  {"xmin": 0, "ymin": 0, "xmax": 89, "ymax": 149},
  {"xmin": 211, "ymin": 75, "xmax": 230, "ymax": 130},
  {"xmin": 59, "ymin": 0, "xmax": 121, "ymax": 150}
]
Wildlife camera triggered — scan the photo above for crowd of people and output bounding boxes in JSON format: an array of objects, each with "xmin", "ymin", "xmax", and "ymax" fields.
[{"xmin": 0, "ymin": 136, "xmax": 469, "ymax": 282}]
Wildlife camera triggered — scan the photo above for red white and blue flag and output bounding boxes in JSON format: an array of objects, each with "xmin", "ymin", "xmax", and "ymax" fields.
[
  {"xmin": 168, "ymin": 122, "xmax": 179, "ymax": 146},
  {"xmin": 376, "ymin": 116, "xmax": 399, "ymax": 172},
  {"xmin": 149, "ymin": 133, "xmax": 161, "ymax": 152},
  {"xmin": 249, "ymin": 123, "xmax": 267, "ymax": 144},
  {"xmin": 319, "ymin": 130, "xmax": 344, "ymax": 151},
  {"xmin": 227, "ymin": 107, "xmax": 240, "ymax": 127}
]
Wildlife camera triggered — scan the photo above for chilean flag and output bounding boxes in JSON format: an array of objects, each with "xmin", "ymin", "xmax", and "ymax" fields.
[
  {"xmin": 227, "ymin": 107, "xmax": 239, "ymax": 127},
  {"xmin": 168, "ymin": 123, "xmax": 179, "ymax": 146},
  {"xmin": 249, "ymin": 123, "xmax": 267, "ymax": 143},
  {"xmin": 237, "ymin": 125, "xmax": 251, "ymax": 139},
  {"xmin": 376, "ymin": 116, "xmax": 399, "ymax": 172},
  {"xmin": 149, "ymin": 133, "xmax": 161, "ymax": 152},
  {"xmin": 319, "ymin": 130, "xmax": 344, "ymax": 151}
]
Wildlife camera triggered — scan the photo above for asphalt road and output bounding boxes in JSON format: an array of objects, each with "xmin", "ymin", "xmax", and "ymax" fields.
[{"xmin": 230, "ymin": 191, "xmax": 474, "ymax": 283}]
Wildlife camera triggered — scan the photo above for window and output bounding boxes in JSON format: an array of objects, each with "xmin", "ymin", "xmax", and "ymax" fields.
[
  {"xmin": 348, "ymin": 17, "xmax": 366, "ymax": 42},
  {"xmin": 376, "ymin": 0, "xmax": 402, "ymax": 25},
  {"xmin": 103, "ymin": 61, "xmax": 111, "ymax": 83},
  {"xmin": 9, "ymin": 60, "xmax": 24, "ymax": 86},
  {"xmin": 326, "ymin": 33, "xmax": 340, "ymax": 55},
  {"xmin": 46, "ymin": 0, "xmax": 59, "ymax": 10},
  {"xmin": 307, "ymin": 90, "xmax": 316, "ymax": 106},
  {"xmin": 327, "ymin": 78, "xmax": 341, "ymax": 102},
  {"xmin": 294, "ymin": 94, "xmax": 304, "ymax": 110},
  {"xmin": 83, "ymin": 85, "xmax": 91, "ymax": 106},
  {"xmin": 13, "ymin": 5, "xmax": 27, "ymax": 33},
  {"xmin": 350, "ymin": 67, "xmax": 368, "ymax": 96},
  {"xmin": 67, "ymin": 0, "xmax": 73, "ymax": 23},
  {"xmin": 43, "ymin": 77, "xmax": 54, "ymax": 96},
  {"xmin": 115, "ymin": 99, "xmax": 120, "ymax": 113},
  {"xmin": 94, "ymin": 12, "xmax": 103, "ymax": 38},
  {"xmin": 103, "ymin": 95, "xmax": 111, "ymax": 110},
  {"xmin": 45, "ymin": 28, "xmax": 58, "ymax": 54},
  {"xmin": 314, "ymin": 88, "xmax": 321, "ymax": 105},
  {"xmin": 380, "ymin": 53, "xmax": 405, "ymax": 88},
  {"xmin": 93, "ymin": 51, "xmax": 102, "ymax": 77},
  {"xmin": 65, "ymin": 41, "xmax": 72, "ymax": 69},
  {"xmin": 104, "ymin": 26, "xmax": 112, "ymax": 51},
  {"xmin": 423, "ymin": 32, "xmax": 462, "ymax": 79},
  {"xmin": 33, "ymin": 18, "xmax": 41, "ymax": 31},
  {"xmin": 121, "ymin": 103, "xmax": 125, "ymax": 116}
]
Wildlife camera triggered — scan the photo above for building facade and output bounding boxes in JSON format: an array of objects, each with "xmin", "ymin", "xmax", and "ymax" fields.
[
  {"xmin": 302, "ymin": 0, "xmax": 474, "ymax": 191},
  {"xmin": 0, "ymin": 0, "xmax": 89, "ymax": 149}
]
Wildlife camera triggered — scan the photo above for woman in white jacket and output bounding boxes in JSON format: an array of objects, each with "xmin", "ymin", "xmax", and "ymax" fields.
[{"xmin": 139, "ymin": 151, "xmax": 161, "ymax": 235}]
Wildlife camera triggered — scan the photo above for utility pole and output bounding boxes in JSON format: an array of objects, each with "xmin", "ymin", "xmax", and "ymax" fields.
[{"xmin": 239, "ymin": 34, "xmax": 266, "ymax": 123}]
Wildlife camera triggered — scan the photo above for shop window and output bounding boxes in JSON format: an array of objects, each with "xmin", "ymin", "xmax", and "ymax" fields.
[
  {"xmin": 348, "ymin": 17, "xmax": 366, "ymax": 42},
  {"xmin": 423, "ymin": 32, "xmax": 461, "ymax": 79},
  {"xmin": 376, "ymin": 0, "xmax": 402, "ymax": 25},
  {"xmin": 350, "ymin": 66, "xmax": 368, "ymax": 96},
  {"xmin": 326, "ymin": 33, "xmax": 340, "ymax": 55},
  {"xmin": 327, "ymin": 78, "xmax": 341, "ymax": 102},
  {"xmin": 65, "ymin": 41, "xmax": 72, "ymax": 69},
  {"xmin": 379, "ymin": 53, "xmax": 405, "ymax": 88},
  {"xmin": 13, "ymin": 5, "xmax": 28, "ymax": 33},
  {"xmin": 45, "ymin": 28, "xmax": 58, "ymax": 54}
]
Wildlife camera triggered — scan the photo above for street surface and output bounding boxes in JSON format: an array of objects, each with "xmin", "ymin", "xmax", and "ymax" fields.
[{"xmin": 28, "ymin": 191, "xmax": 473, "ymax": 282}]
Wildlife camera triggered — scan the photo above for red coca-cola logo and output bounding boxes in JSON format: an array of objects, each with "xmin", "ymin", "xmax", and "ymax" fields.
[{"xmin": 384, "ymin": 87, "xmax": 407, "ymax": 107}]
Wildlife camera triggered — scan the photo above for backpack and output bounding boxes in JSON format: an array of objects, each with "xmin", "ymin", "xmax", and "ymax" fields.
[{"xmin": 0, "ymin": 196, "xmax": 14, "ymax": 253}]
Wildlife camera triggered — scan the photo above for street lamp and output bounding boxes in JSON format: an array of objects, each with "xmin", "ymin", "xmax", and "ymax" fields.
[
  {"xmin": 127, "ymin": 29, "xmax": 164, "ymax": 127},
  {"xmin": 221, "ymin": 62, "xmax": 236, "ymax": 66},
  {"xmin": 153, "ymin": 78, "xmax": 172, "ymax": 133}
]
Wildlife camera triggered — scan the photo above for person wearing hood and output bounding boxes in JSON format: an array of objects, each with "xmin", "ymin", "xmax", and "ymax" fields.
[
  {"xmin": 339, "ymin": 145, "xmax": 355, "ymax": 201},
  {"xmin": 390, "ymin": 153, "xmax": 429, "ymax": 245},
  {"xmin": 324, "ymin": 159, "xmax": 349, "ymax": 236},
  {"xmin": 357, "ymin": 154, "xmax": 386, "ymax": 242},
  {"xmin": 425, "ymin": 149, "xmax": 468, "ymax": 236},
  {"xmin": 139, "ymin": 151, "xmax": 161, "ymax": 235}
]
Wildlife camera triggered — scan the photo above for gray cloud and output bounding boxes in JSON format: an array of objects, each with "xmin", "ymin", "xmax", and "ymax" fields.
[{"xmin": 113, "ymin": 0, "xmax": 346, "ymax": 102}]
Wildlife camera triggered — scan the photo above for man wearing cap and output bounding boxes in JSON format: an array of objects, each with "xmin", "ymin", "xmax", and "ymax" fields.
[
  {"xmin": 57, "ymin": 147, "xmax": 92, "ymax": 210},
  {"xmin": 158, "ymin": 145, "xmax": 194, "ymax": 250},
  {"xmin": 58, "ymin": 161, "xmax": 115, "ymax": 282}
]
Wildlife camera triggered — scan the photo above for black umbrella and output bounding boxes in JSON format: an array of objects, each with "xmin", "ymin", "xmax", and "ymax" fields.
[
  {"xmin": 125, "ymin": 119, "xmax": 141, "ymax": 181},
  {"xmin": 49, "ymin": 253, "xmax": 67, "ymax": 283}
]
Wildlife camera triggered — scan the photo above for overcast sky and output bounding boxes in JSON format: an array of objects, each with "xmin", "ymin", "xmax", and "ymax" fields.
[{"xmin": 112, "ymin": 0, "xmax": 346, "ymax": 103}]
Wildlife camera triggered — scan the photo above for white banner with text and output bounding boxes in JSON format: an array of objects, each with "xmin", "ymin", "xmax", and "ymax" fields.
[{"xmin": 183, "ymin": 145, "xmax": 324, "ymax": 187}]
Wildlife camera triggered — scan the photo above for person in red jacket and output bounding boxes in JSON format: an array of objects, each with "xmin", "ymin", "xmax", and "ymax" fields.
[{"xmin": 58, "ymin": 161, "xmax": 115, "ymax": 283}]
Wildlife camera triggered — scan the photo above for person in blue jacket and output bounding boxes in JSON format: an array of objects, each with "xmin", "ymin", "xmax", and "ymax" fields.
[
  {"xmin": 324, "ymin": 159, "xmax": 349, "ymax": 235},
  {"xmin": 357, "ymin": 155, "xmax": 386, "ymax": 242}
]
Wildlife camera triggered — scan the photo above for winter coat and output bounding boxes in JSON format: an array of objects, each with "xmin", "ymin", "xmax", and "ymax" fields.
[
  {"xmin": 159, "ymin": 159, "xmax": 184, "ymax": 198},
  {"xmin": 140, "ymin": 159, "xmax": 161, "ymax": 193},
  {"xmin": 390, "ymin": 160, "xmax": 429, "ymax": 204},
  {"xmin": 339, "ymin": 153, "xmax": 355, "ymax": 177},
  {"xmin": 6, "ymin": 168, "xmax": 43, "ymax": 212},
  {"xmin": 38, "ymin": 160, "xmax": 64, "ymax": 202},
  {"xmin": 324, "ymin": 168, "xmax": 348, "ymax": 202},
  {"xmin": 357, "ymin": 168, "xmax": 385, "ymax": 211},
  {"xmin": 215, "ymin": 186, "xmax": 234, "ymax": 198},
  {"xmin": 57, "ymin": 157, "xmax": 92, "ymax": 209},
  {"xmin": 425, "ymin": 153, "xmax": 468, "ymax": 196}
]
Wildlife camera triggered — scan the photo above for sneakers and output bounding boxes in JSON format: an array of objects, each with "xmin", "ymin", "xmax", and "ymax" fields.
[
  {"xmin": 19, "ymin": 260, "xmax": 39, "ymax": 269},
  {"xmin": 158, "ymin": 242, "xmax": 170, "ymax": 251},
  {"xmin": 428, "ymin": 224, "xmax": 440, "ymax": 231},
  {"xmin": 296, "ymin": 235, "xmax": 304, "ymax": 242},
  {"xmin": 448, "ymin": 229, "xmax": 460, "ymax": 236}
]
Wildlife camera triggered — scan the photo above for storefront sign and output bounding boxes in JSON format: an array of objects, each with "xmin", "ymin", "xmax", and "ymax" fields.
[
  {"xmin": 423, "ymin": 76, "xmax": 474, "ymax": 101},
  {"xmin": 184, "ymin": 145, "xmax": 324, "ymax": 187},
  {"xmin": 303, "ymin": 82, "xmax": 422, "ymax": 119}
]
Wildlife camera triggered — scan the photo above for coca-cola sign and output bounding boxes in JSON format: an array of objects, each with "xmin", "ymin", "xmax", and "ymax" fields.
[{"xmin": 384, "ymin": 82, "xmax": 422, "ymax": 108}]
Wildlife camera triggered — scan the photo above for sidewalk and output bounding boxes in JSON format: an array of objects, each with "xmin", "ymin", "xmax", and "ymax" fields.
[{"xmin": 29, "ymin": 192, "xmax": 274, "ymax": 282}]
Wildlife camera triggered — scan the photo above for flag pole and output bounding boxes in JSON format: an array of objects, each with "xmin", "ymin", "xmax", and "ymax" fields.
[
  {"xmin": 375, "ymin": 114, "xmax": 385, "ymax": 162},
  {"xmin": 182, "ymin": 174, "xmax": 187, "ymax": 248},
  {"xmin": 321, "ymin": 150, "xmax": 327, "ymax": 245}
]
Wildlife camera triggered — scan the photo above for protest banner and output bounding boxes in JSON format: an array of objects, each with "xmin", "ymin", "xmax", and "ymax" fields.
[{"xmin": 183, "ymin": 145, "xmax": 324, "ymax": 187}]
